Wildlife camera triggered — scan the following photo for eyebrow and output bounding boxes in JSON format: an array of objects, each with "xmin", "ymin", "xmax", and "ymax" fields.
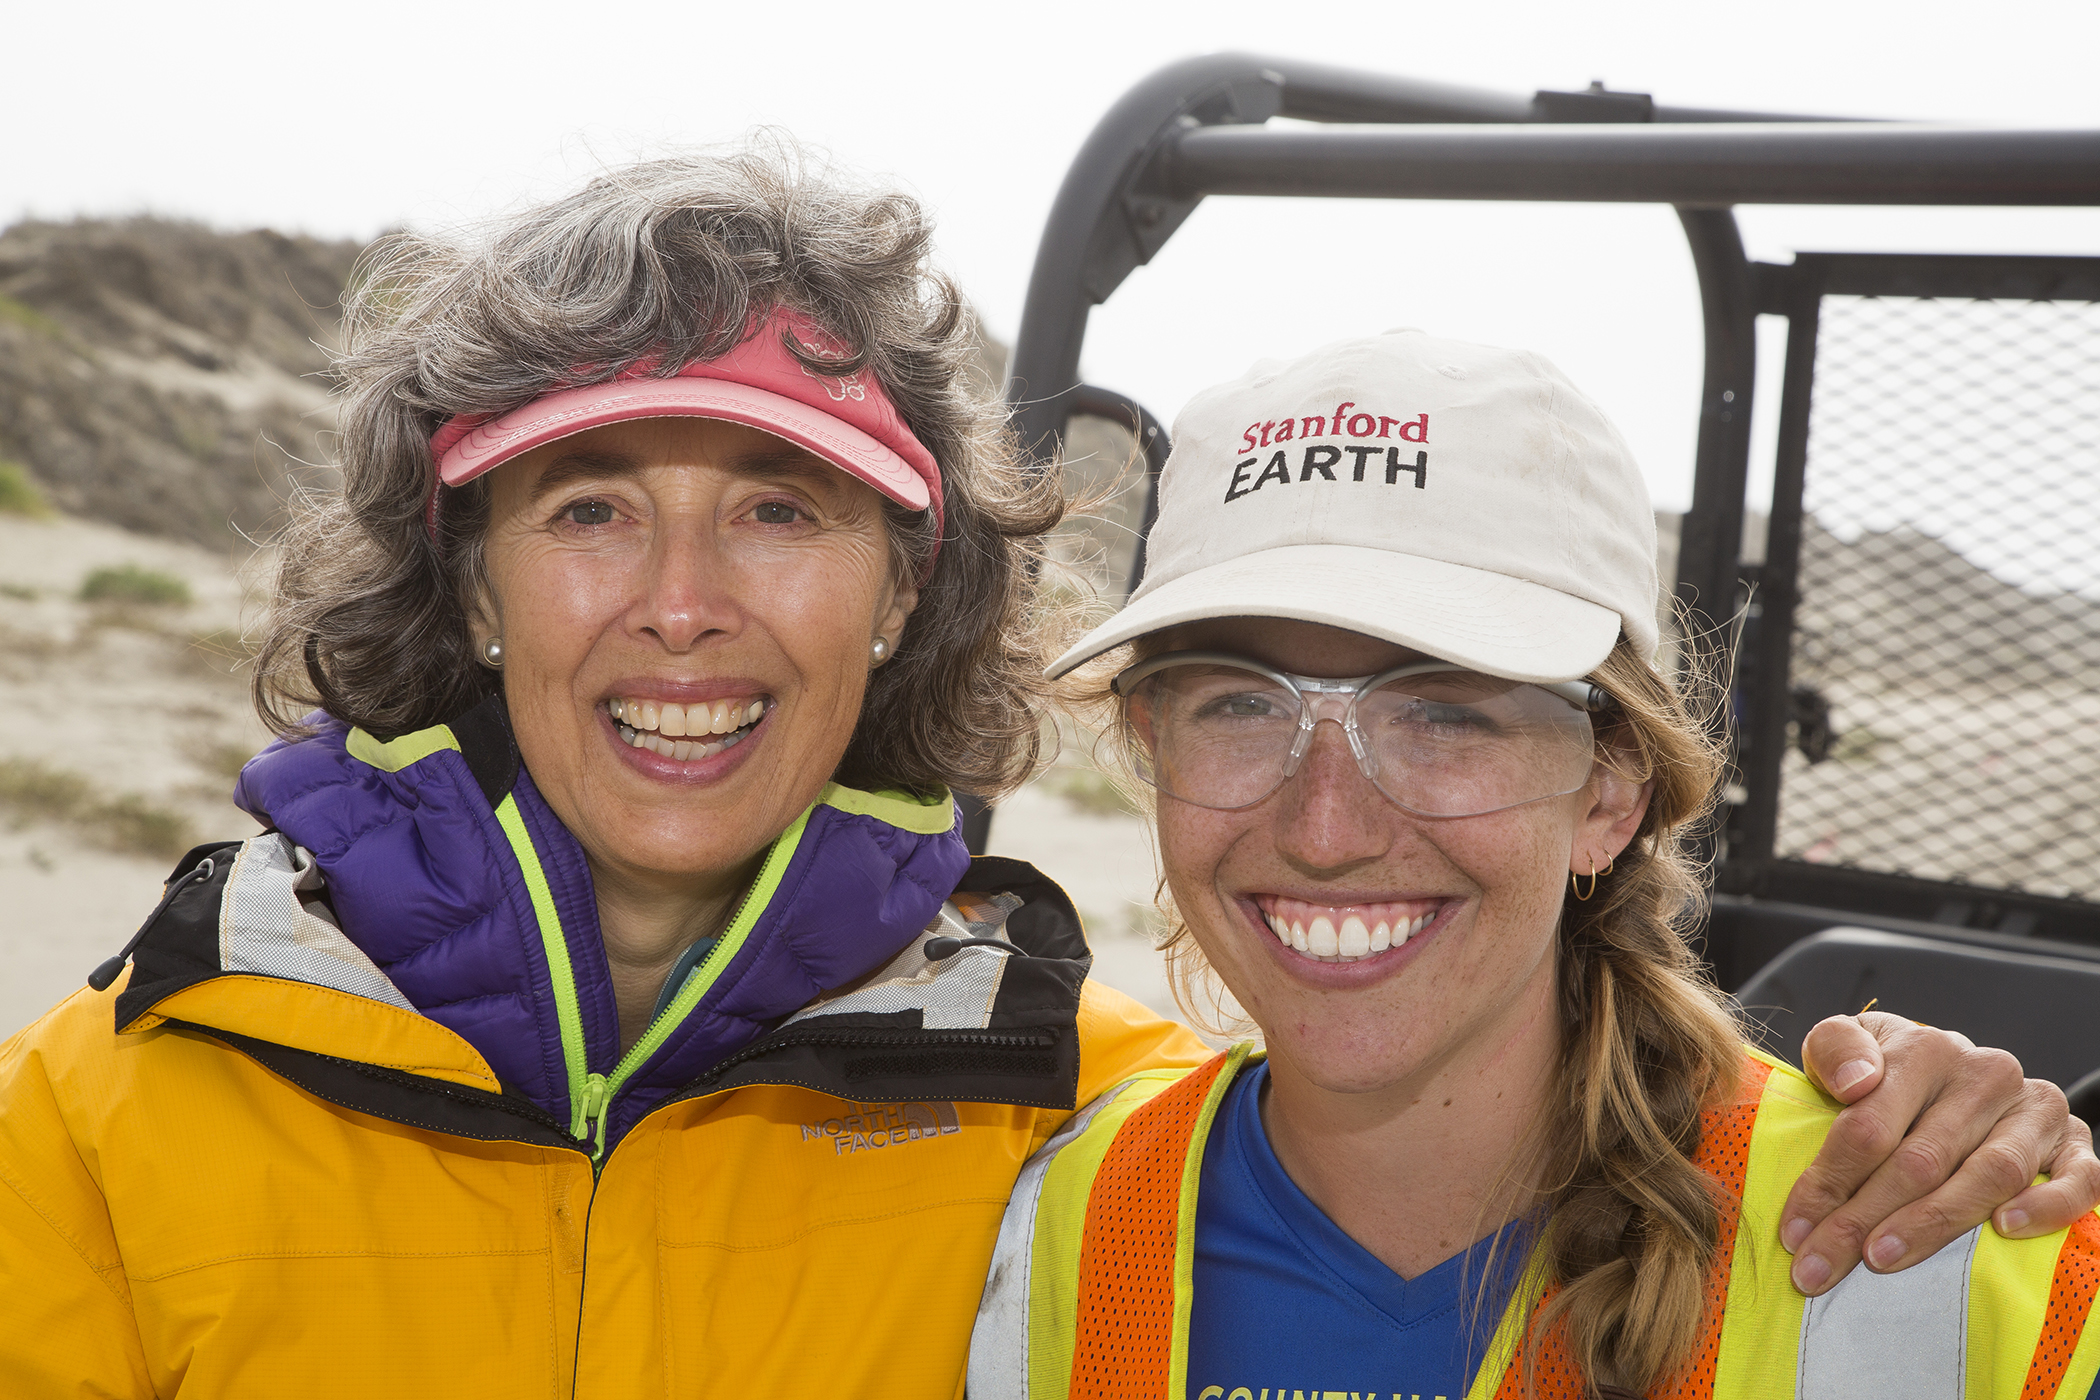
[
  {"xmin": 526, "ymin": 440, "xmax": 835, "ymax": 503},
  {"xmin": 527, "ymin": 449, "xmax": 644, "ymax": 502}
]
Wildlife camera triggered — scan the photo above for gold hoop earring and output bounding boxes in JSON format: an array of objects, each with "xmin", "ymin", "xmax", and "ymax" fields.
[{"xmin": 1572, "ymin": 856, "xmax": 1600, "ymax": 902}]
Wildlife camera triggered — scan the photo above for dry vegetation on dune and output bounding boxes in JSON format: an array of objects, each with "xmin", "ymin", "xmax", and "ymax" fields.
[
  {"xmin": 0, "ymin": 217, "xmax": 361, "ymax": 549},
  {"xmin": 0, "ymin": 217, "xmax": 355, "ymax": 1033}
]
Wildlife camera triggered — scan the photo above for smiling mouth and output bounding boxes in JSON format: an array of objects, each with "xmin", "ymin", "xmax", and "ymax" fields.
[
  {"xmin": 1253, "ymin": 894, "xmax": 1446, "ymax": 964},
  {"xmin": 609, "ymin": 696, "xmax": 769, "ymax": 762}
]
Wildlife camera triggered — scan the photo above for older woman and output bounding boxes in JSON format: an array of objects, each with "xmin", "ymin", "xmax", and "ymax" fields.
[
  {"xmin": 0, "ymin": 160, "xmax": 2085, "ymax": 1399},
  {"xmin": 971, "ymin": 329, "xmax": 2100, "ymax": 1400}
]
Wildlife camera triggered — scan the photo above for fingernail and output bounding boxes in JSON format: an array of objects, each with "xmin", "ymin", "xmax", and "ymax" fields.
[
  {"xmin": 1867, "ymin": 1234, "xmax": 1906, "ymax": 1270},
  {"xmin": 1998, "ymin": 1208, "xmax": 2031, "ymax": 1236},
  {"xmin": 1781, "ymin": 1217, "xmax": 1812, "ymax": 1253},
  {"xmin": 1792, "ymin": 1253, "xmax": 1831, "ymax": 1293},
  {"xmin": 1830, "ymin": 1058, "xmax": 1876, "ymax": 1094}
]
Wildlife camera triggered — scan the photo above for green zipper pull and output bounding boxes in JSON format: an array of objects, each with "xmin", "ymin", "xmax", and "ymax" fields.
[{"xmin": 571, "ymin": 1072, "xmax": 612, "ymax": 1159}]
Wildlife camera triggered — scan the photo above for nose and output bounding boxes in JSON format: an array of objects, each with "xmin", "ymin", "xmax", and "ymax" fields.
[
  {"xmin": 1271, "ymin": 721, "xmax": 1396, "ymax": 876},
  {"xmin": 628, "ymin": 520, "xmax": 743, "ymax": 653}
]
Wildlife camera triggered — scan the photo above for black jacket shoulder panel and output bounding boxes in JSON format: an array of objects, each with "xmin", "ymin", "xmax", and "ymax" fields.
[
  {"xmin": 446, "ymin": 694, "xmax": 522, "ymax": 807},
  {"xmin": 960, "ymin": 855, "xmax": 1092, "ymax": 964},
  {"xmin": 114, "ymin": 840, "xmax": 245, "ymax": 1029}
]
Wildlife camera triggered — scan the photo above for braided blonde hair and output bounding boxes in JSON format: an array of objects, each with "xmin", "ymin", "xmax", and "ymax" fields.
[{"xmin": 1527, "ymin": 638, "xmax": 1741, "ymax": 1395}]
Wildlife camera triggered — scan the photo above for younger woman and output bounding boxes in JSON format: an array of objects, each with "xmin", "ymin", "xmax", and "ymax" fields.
[{"xmin": 970, "ymin": 329, "xmax": 2100, "ymax": 1400}]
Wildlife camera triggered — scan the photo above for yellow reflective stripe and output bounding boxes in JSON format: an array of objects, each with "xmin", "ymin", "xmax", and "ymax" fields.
[
  {"xmin": 345, "ymin": 724, "xmax": 460, "ymax": 771},
  {"xmin": 1168, "ymin": 1044, "xmax": 1254, "ymax": 1399},
  {"xmin": 817, "ymin": 781, "xmax": 954, "ymax": 835},
  {"xmin": 1713, "ymin": 1052, "xmax": 1839, "ymax": 1400},
  {"xmin": 1026, "ymin": 1069, "xmax": 1185, "ymax": 1399},
  {"xmin": 1462, "ymin": 1244, "xmax": 1554, "ymax": 1400},
  {"xmin": 492, "ymin": 794, "xmax": 589, "ymax": 1133},
  {"xmin": 1967, "ymin": 1213, "xmax": 2080, "ymax": 1400}
]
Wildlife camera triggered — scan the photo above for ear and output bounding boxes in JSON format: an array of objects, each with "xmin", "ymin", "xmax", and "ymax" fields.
[
  {"xmin": 874, "ymin": 572, "xmax": 919, "ymax": 648},
  {"xmin": 1570, "ymin": 761, "xmax": 1652, "ymax": 874},
  {"xmin": 466, "ymin": 574, "xmax": 502, "ymax": 652}
]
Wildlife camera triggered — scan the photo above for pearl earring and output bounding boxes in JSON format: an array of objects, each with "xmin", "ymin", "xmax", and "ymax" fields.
[
  {"xmin": 870, "ymin": 636, "xmax": 891, "ymax": 665},
  {"xmin": 479, "ymin": 635, "xmax": 505, "ymax": 669}
]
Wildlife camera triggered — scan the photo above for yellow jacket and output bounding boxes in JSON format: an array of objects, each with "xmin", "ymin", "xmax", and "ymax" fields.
[
  {"xmin": 0, "ymin": 705, "xmax": 1209, "ymax": 1397},
  {"xmin": 0, "ymin": 914, "xmax": 1201, "ymax": 1398}
]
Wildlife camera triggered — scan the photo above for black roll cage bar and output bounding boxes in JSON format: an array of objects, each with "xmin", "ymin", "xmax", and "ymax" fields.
[
  {"xmin": 1007, "ymin": 53, "xmax": 2100, "ymax": 636},
  {"xmin": 987, "ymin": 54, "xmax": 2100, "ymax": 971}
]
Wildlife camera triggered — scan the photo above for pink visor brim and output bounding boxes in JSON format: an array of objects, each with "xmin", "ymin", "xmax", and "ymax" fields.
[{"xmin": 434, "ymin": 376, "xmax": 933, "ymax": 512}]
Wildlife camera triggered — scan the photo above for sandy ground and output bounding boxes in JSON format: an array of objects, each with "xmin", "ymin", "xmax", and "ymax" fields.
[
  {"xmin": 0, "ymin": 511, "xmax": 1194, "ymax": 1040},
  {"xmin": 0, "ymin": 513, "xmax": 274, "ymax": 1038}
]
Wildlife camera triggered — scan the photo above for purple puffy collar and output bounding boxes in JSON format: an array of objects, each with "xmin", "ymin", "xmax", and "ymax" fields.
[{"xmin": 231, "ymin": 696, "xmax": 971, "ymax": 1148}]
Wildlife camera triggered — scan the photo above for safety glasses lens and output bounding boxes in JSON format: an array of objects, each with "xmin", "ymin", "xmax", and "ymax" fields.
[{"xmin": 1125, "ymin": 664, "xmax": 1595, "ymax": 816}]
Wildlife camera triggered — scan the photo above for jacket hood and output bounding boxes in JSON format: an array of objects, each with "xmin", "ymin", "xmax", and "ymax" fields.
[{"xmin": 169, "ymin": 695, "xmax": 973, "ymax": 1144}]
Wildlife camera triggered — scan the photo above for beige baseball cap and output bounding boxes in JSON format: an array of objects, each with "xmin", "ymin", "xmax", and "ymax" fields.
[{"xmin": 1046, "ymin": 329, "xmax": 1658, "ymax": 684}]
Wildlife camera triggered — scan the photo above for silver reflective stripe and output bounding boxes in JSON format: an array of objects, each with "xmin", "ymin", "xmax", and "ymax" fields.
[
  {"xmin": 786, "ymin": 899, "xmax": 1012, "ymax": 1030},
  {"xmin": 218, "ymin": 834, "xmax": 414, "ymax": 1010},
  {"xmin": 1797, "ymin": 1224, "xmax": 1980, "ymax": 1400},
  {"xmin": 967, "ymin": 1078, "xmax": 1142, "ymax": 1400}
]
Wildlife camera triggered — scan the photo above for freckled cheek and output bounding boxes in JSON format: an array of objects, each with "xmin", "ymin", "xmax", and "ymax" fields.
[
  {"xmin": 1156, "ymin": 810, "xmax": 1269, "ymax": 974},
  {"xmin": 1441, "ymin": 823, "xmax": 1572, "ymax": 974},
  {"xmin": 1155, "ymin": 809, "xmax": 1237, "ymax": 905}
]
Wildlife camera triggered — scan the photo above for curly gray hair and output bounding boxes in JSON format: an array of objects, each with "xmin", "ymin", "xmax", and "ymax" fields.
[{"xmin": 254, "ymin": 142, "xmax": 1064, "ymax": 798}]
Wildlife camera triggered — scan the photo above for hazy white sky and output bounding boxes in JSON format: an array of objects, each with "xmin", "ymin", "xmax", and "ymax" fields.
[{"xmin": 8, "ymin": 0, "xmax": 2098, "ymax": 510}]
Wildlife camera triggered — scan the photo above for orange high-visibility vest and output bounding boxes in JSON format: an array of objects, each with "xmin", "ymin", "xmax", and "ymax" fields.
[{"xmin": 969, "ymin": 1045, "xmax": 2100, "ymax": 1400}]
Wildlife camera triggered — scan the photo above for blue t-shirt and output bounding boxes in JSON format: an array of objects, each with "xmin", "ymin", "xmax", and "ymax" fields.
[{"xmin": 1186, "ymin": 1059, "xmax": 1530, "ymax": 1400}]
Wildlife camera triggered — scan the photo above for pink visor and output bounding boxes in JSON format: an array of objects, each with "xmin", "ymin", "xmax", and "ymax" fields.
[{"xmin": 427, "ymin": 307, "xmax": 942, "ymax": 531}]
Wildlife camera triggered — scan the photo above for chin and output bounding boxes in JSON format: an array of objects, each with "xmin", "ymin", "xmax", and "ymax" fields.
[{"xmin": 1266, "ymin": 1018, "xmax": 1441, "ymax": 1095}]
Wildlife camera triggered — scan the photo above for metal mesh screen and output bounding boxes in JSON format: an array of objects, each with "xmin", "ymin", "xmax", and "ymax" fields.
[{"xmin": 1776, "ymin": 294, "xmax": 2100, "ymax": 899}]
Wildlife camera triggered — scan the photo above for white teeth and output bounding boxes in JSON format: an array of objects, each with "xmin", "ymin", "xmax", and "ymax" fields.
[
  {"xmin": 1262, "ymin": 904, "xmax": 1443, "ymax": 963},
  {"xmin": 612, "ymin": 696, "xmax": 769, "ymax": 741},
  {"xmin": 671, "ymin": 739, "xmax": 693, "ymax": 761}
]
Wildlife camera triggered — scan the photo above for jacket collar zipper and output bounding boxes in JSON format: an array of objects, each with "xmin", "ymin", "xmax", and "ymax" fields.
[
  {"xmin": 648, "ymin": 1025, "xmax": 1063, "ymax": 1119},
  {"xmin": 552, "ymin": 806, "xmax": 816, "ymax": 1164}
]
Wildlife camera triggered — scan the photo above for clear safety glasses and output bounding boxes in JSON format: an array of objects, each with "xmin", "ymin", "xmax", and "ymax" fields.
[{"xmin": 1112, "ymin": 652, "xmax": 1612, "ymax": 818}]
